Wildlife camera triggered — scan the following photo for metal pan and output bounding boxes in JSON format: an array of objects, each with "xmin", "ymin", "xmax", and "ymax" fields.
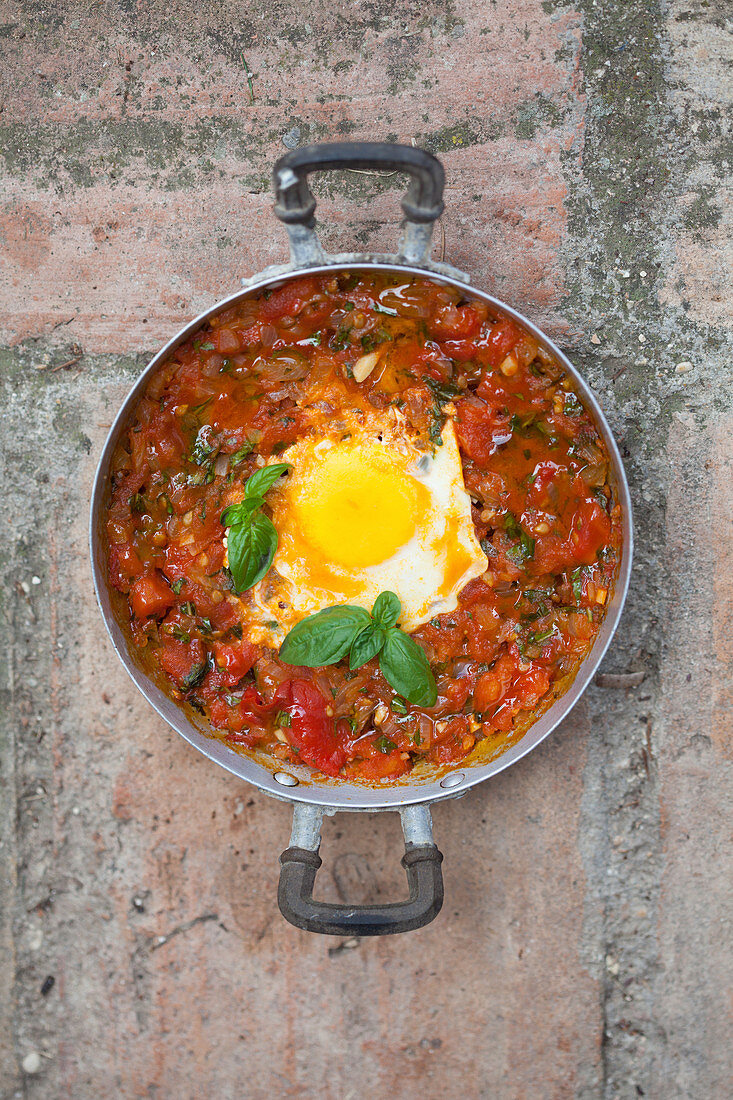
[{"xmin": 90, "ymin": 142, "xmax": 633, "ymax": 936}]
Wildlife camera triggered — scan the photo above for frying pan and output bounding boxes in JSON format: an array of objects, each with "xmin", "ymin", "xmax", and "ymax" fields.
[{"xmin": 90, "ymin": 142, "xmax": 633, "ymax": 936}]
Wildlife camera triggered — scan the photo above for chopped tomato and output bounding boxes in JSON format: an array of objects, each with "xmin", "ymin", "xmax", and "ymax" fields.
[
  {"xmin": 430, "ymin": 303, "xmax": 482, "ymax": 340},
  {"xmin": 455, "ymin": 398, "xmax": 510, "ymax": 467},
  {"xmin": 158, "ymin": 637, "xmax": 206, "ymax": 690},
  {"xmin": 570, "ymin": 498, "xmax": 612, "ymax": 565},
  {"xmin": 130, "ymin": 573, "xmax": 174, "ymax": 619},
  {"xmin": 211, "ymin": 639, "xmax": 258, "ymax": 687},
  {"xmin": 273, "ymin": 680, "xmax": 347, "ymax": 777},
  {"xmin": 478, "ymin": 318, "xmax": 522, "ymax": 367},
  {"xmin": 347, "ymin": 751, "xmax": 410, "ymax": 782},
  {"xmin": 259, "ymin": 276, "xmax": 321, "ymax": 322}
]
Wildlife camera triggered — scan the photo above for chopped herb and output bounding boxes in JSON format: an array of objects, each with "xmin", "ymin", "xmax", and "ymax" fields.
[
  {"xmin": 563, "ymin": 392, "xmax": 584, "ymax": 417},
  {"xmin": 264, "ymin": 619, "xmax": 280, "ymax": 629},
  {"xmin": 425, "ymin": 377, "xmax": 462, "ymax": 405},
  {"xmin": 429, "ymin": 417, "xmax": 445, "ymax": 447},
  {"xmin": 219, "ymin": 567, "xmax": 235, "ymax": 591},
  {"xmin": 130, "ymin": 492, "xmax": 146, "ymax": 514},
  {"xmin": 504, "ymin": 513, "xmax": 535, "ymax": 563},
  {"xmin": 520, "ymin": 531, "xmax": 535, "ymax": 559},
  {"xmin": 375, "ymin": 734, "xmax": 397, "ymax": 754},
  {"xmin": 329, "ymin": 328, "xmax": 351, "ymax": 352},
  {"xmin": 505, "ymin": 513, "xmax": 521, "ymax": 539},
  {"xmin": 189, "ymin": 425, "xmax": 218, "ymax": 466},
  {"xmin": 510, "ymin": 411, "xmax": 536, "ymax": 435},
  {"xmin": 344, "ymin": 301, "xmax": 355, "ymax": 311},
  {"xmin": 180, "ymin": 601, "xmax": 196, "ymax": 616},
  {"xmin": 229, "ymin": 441, "xmax": 255, "ymax": 468},
  {"xmin": 182, "ymin": 660, "xmax": 207, "ymax": 691},
  {"xmin": 199, "ymin": 342, "xmax": 216, "ymax": 351},
  {"xmin": 171, "ymin": 578, "xmax": 185, "ymax": 594},
  {"xmin": 189, "ymin": 396, "xmax": 214, "ymax": 417},
  {"xmin": 302, "ymin": 333, "xmax": 322, "ymax": 346},
  {"xmin": 411, "ymin": 732, "xmax": 422, "ymax": 745},
  {"xmin": 271, "ymin": 441, "xmax": 288, "ymax": 455},
  {"xmin": 170, "ymin": 625, "xmax": 190, "ymax": 642},
  {"xmin": 391, "ymin": 696, "xmax": 408, "ymax": 716},
  {"xmin": 374, "ymin": 301, "xmax": 398, "ymax": 316},
  {"xmin": 593, "ymin": 487, "xmax": 610, "ymax": 512},
  {"xmin": 199, "ymin": 618, "xmax": 213, "ymax": 634},
  {"xmin": 571, "ymin": 566, "xmax": 585, "ymax": 602},
  {"xmin": 275, "ymin": 710, "xmax": 291, "ymax": 728}
]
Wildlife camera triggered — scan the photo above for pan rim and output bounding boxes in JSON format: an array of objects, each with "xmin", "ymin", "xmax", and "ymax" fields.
[{"xmin": 89, "ymin": 255, "xmax": 634, "ymax": 810}]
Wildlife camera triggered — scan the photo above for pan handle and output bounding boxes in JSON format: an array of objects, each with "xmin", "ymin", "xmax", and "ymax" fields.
[
  {"xmin": 278, "ymin": 802, "xmax": 444, "ymax": 936},
  {"xmin": 272, "ymin": 142, "xmax": 445, "ymax": 266}
]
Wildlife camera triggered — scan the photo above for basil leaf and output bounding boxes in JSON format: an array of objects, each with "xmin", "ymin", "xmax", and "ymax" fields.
[
  {"xmin": 221, "ymin": 497, "xmax": 263, "ymax": 527},
  {"xmin": 371, "ymin": 590, "xmax": 401, "ymax": 629},
  {"xmin": 227, "ymin": 514, "xmax": 278, "ymax": 592},
  {"xmin": 279, "ymin": 605, "xmax": 371, "ymax": 667},
  {"xmin": 349, "ymin": 624, "xmax": 386, "ymax": 670},
  {"xmin": 379, "ymin": 629, "xmax": 437, "ymax": 707},
  {"xmin": 244, "ymin": 462, "xmax": 291, "ymax": 500}
]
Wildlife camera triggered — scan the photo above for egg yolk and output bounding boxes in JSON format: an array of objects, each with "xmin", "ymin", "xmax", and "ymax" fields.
[{"xmin": 291, "ymin": 446, "xmax": 429, "ymax": 569}]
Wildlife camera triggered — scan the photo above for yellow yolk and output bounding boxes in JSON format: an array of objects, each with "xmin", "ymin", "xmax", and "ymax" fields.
[{"xmin": 290, "ymin": 446, "xmax": 429, "ymax": 569}]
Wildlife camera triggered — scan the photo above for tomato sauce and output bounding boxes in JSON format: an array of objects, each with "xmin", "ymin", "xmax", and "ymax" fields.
[{"xmin": 106, "ymin": 272, "xmax": 622, "ymax": 782}]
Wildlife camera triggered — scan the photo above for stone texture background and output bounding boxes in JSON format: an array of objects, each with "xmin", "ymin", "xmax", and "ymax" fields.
[{"xmin": 1, "ymin": 0, "xmax": 731, "ymax": 1097}]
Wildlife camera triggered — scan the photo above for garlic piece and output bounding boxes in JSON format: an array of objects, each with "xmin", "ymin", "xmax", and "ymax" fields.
[{"xmin": 352, "ymin": 350, "xmax": 381, "ymax": 383}]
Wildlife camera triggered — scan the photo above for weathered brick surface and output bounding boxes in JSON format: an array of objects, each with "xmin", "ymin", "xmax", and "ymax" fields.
[{"xmin": 1, "ymin": 0, "xmax": 731, "ymax": 1097}]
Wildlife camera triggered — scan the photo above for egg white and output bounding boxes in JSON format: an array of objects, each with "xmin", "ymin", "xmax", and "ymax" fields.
[{"xmin": 235, "ymin": 407, "xmax": 487, "ymax": 645}]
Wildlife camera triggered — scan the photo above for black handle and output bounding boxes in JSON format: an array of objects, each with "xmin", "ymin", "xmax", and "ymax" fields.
[
  {"xmin": 279, "ymin": 843, "xmax": 444, "ymax": 936},
  {"xmin": 272, "ymin": 142, "xmax": 445, "ymax": 229},
  {"xmin": 277, "ymin": 804, "xmax": 443, "ymax": 936}
]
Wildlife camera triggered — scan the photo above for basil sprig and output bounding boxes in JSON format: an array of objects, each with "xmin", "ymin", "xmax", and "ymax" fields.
[
  {"xmin": 221, "ymin": 463, "xmax": 290, "ymax": 593},
  {"xmin": 279, "ymin": 591, "xmax": 437, "ymax": 707}
]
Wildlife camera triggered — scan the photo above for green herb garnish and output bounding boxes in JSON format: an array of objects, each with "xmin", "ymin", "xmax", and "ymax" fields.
[
  {"xmin": 279, "ymin": 591, "xmax": 437, "ymax": 707},
  {"xmin": 220, "ymin": 463, "xmax": 291, "ymax": 593},
  {"xmin": 229, "ymin": 440, "xmax": 255, "ymax": 469},
  {"xmin": 563, "ymin": 392, "xmax": 584, "ymax": 417}
]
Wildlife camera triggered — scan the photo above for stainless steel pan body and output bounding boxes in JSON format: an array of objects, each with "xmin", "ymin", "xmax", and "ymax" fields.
[{"xmin": 90, "ymin": 143, "xmax": 633, "ymax": 935}]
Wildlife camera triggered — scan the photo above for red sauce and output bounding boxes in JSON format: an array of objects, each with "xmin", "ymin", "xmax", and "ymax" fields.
[{"xmin": 106, "ymin": 272, "xmax": 622, "ymax": 782}]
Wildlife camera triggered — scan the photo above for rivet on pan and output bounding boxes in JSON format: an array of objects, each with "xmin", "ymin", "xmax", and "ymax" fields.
[
  {"xmin": 273, "ymin": 771, "xmax": 299, "ymax": 787},
  {"xmin": 440, "ymin": 772, "xmax": 465, "ymax": 789}
]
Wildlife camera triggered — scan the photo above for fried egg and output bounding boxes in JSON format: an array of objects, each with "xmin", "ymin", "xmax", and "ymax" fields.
[{"xmin": 240, "ymin": 407, "xmax": 487, "ymax": 644}]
